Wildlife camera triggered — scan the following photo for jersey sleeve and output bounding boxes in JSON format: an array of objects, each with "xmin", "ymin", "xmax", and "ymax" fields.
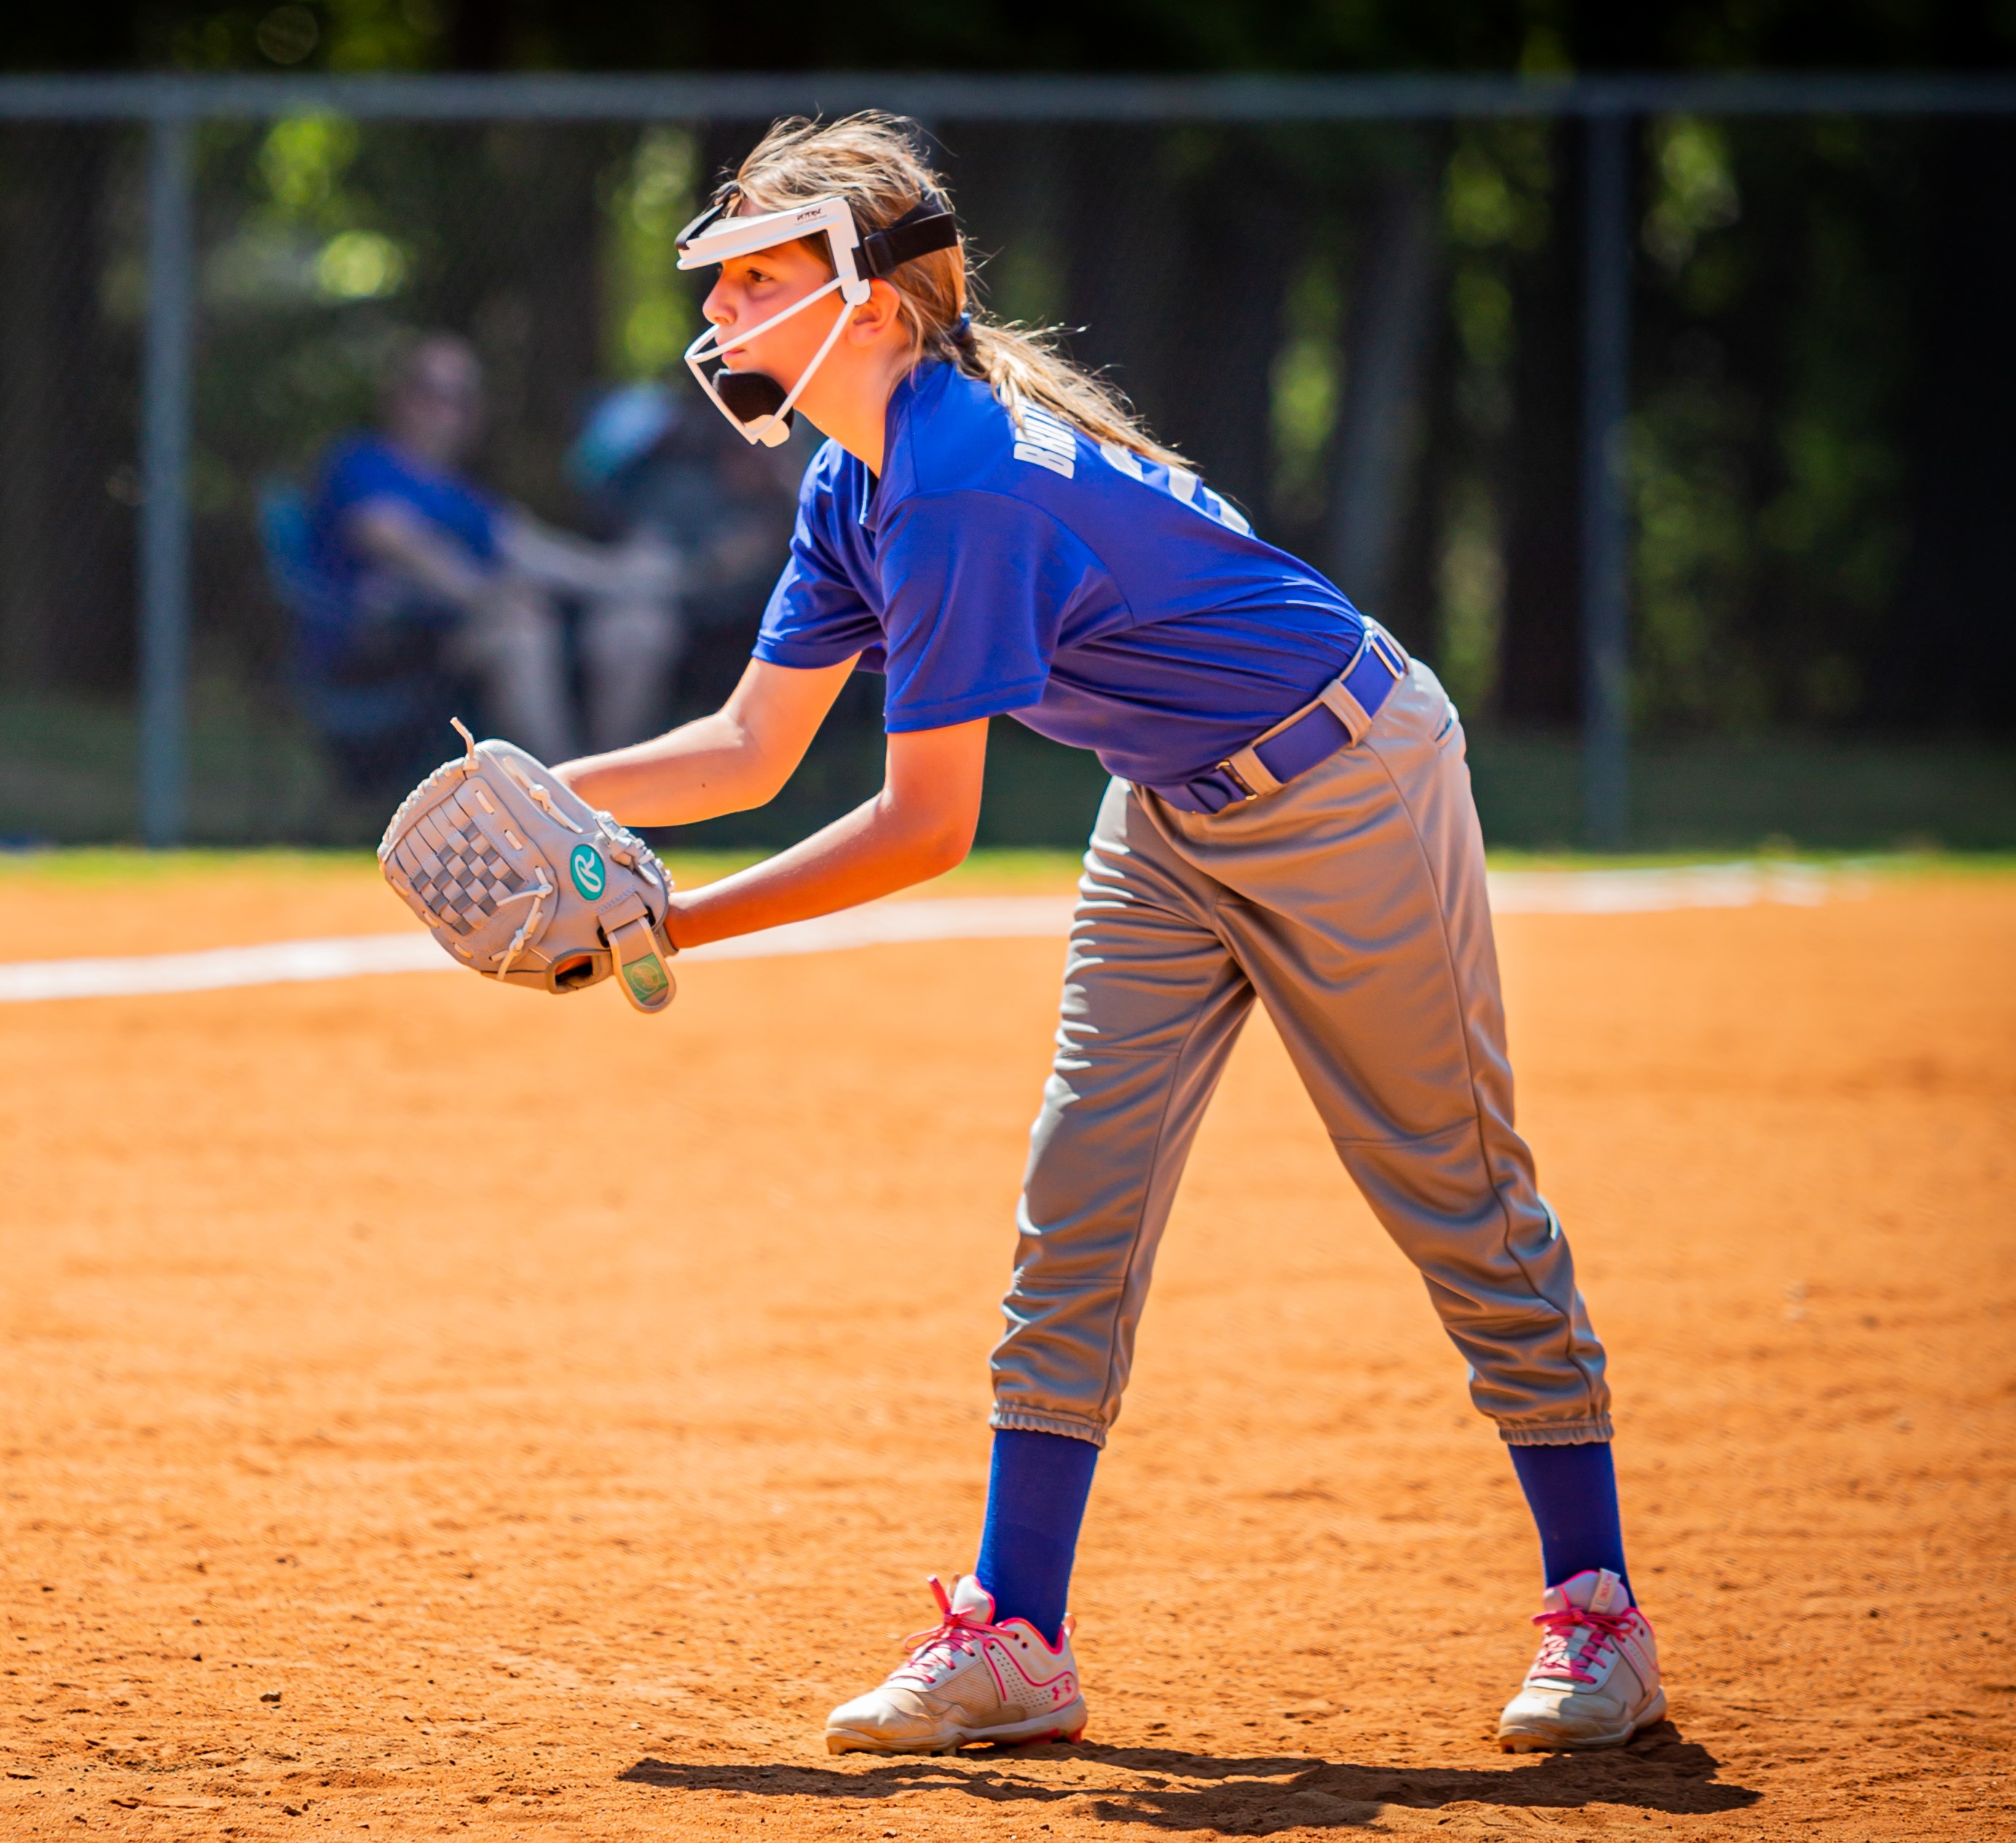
[
  {"xmin": 753, "ymin": 462, "xmax": 885, "ymax": 672},
  {"xmin": 875, "ymin": 490, "xmax": 1107, "ymax": 733}
]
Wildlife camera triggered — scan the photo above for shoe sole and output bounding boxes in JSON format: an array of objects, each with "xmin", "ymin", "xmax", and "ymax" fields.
[
  {"xmin": 1498, "ymin": 1686, "xmax": 1666, "ymax": 1754},
  {"xmin": 826, "ymin": 1701, "xmax": 1088, "ymax": 1757}
]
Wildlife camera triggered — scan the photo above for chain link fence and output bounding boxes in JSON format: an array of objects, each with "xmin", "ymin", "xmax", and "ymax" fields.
[{"xmin": 2, "ymin": 77, "xmax": 2013, "ymax": 850}]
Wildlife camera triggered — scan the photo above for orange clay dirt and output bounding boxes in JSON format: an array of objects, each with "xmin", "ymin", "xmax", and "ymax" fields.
[{"xmin": 0, "ymin": 857, "xmax": 2009, "ymax": 1841}]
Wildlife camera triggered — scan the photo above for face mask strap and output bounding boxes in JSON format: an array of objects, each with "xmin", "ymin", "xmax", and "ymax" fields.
[
  {"xmin": 760, "ymin": 278, "xmax": 865, "ymax": 435},
  {"xmin": 859, "ymin": 197, "xmax": 958, "ymax": 278},
  {"xmin": 683, "ymin": 273, "xmax": 849, "ymax": 447}
]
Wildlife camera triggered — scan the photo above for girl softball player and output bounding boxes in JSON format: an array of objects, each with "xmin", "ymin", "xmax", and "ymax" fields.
[{"xmin": 559, "ymin": 114, "xmax": 1663, "ymax": 1758}]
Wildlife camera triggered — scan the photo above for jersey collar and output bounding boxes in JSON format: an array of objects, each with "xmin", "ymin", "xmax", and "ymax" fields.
[{"xmin": 859, "ymin": 358, "xmax": 948, "ymax": 524}]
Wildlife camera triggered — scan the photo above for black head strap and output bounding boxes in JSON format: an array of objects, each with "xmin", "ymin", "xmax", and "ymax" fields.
[{"xmin": 859, "ymin": 198, "xmax": 959, "ymax": 279}]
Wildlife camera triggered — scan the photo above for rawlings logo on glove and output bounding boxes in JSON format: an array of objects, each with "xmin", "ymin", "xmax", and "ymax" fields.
[{"xmin": 379, "ymin": 720, "xmax": 678, "ymax": 1015}]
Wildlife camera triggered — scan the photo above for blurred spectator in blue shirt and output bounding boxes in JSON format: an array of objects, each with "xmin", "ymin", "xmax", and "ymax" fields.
[
  {"xmin": 567, "ymin": 378, "xmax": 801, "ymax": 656},
  {"xmin": 305, "ymin": 334, "xmax": 680, "ymax": 767}
]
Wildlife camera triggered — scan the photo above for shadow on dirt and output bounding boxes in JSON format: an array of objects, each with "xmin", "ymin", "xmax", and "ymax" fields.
[{"xmin": 618, "ymin": 1722, "xmax": 1760, "ymax": 1826}]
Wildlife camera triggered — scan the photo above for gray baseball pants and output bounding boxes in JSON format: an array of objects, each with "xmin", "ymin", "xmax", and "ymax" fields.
[{"xmin": 990, "ymin": 656, "xmax": 1613, "ymax": 1449}]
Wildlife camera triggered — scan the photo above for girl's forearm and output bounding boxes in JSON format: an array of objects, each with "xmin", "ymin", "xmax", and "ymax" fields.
[
  {"xmin": 665, "ymin": 788, "xmax": 969, "ymax": 949},
  {"xmin": 556, "ymin": 712, "xmax": 779, "ymax": 826},
  {"xmin": 665, "ymin": 717, "xmax": 990, "ymax": 948},
  {"xmin": 559, "ymin": 669, "xmax": 977, "ymax": 944},
  {"xmin": 558, "ymin": 656, "xmax": 857, "ymax": 828}
]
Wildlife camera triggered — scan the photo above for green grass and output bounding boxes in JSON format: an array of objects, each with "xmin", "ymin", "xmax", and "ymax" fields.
[
  {"xmin": 1465, "ymin": 731, "xmax": 2016, "ymax": 854},
  {"xmin": 4, "ymin": 689, "xmax": 2012, "ymax": 856},
  {"xmin": 7, "ymin": 845, "xmax": 2015, "ymax": 898},
  {"xmin": 0, "ymin": 844, "xmax": 775, "ymax": 887},
  {"xmin": 0, "ymin": 687, "xmax": 340, "ymax": 846}
]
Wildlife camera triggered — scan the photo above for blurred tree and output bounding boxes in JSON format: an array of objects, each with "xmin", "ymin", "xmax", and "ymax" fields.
[
  {"xmin": 1897, "ymin": 118, "xmax": 2016, "ymax": 730},
  {"xmin": 0, "ymin": 126, "xmax": 133, "ymax": 694},
  {"xmin": 1498, "ymin": 122, "xmax": 1587, "ymax": 726},
  {"xmin": 1327, "ymin": 141, "xmax": 1445, "ymax": 636},
  {"xmin": 1054, "ymin": 127, "xmax": 1296, "ymax": 517}
]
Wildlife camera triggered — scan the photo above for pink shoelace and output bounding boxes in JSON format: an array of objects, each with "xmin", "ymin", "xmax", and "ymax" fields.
[
  {"xmin": 1529, "ymin": 1603, "xmax": 1637, "ymax": 1685},
  {"xmin": 891, "ymin": 1576, "xmax": 1014, "ymax": 1686}
]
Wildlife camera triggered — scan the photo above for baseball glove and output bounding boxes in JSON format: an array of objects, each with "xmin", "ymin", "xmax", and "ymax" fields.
[{"xmin": 379, "ymin": 720, "xmax": 678, "ymax": 1015}]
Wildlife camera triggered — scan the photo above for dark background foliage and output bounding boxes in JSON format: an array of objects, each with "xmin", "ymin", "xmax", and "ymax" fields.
[
  {"xmin": 11, "ymin": 1, "xmax": 2012, "ymax": 78},
  {"xmin": 1, "ymin": 4, "xmax": 2012, "ymax": 846}
]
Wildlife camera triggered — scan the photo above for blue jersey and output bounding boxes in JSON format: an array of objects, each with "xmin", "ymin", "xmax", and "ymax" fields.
[
  {"xmin": 755, "ymin": 360, "xmax": 1366, "ymax": 788},
  {"xmin": 308, "ymin": 433, "xmax": 502, "ymax": 596}
]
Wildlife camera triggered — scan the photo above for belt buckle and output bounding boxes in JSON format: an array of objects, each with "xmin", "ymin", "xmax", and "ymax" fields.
[
  {"xmin": 1213, "ymin": 758, "xmax": 1259, "ymax": 803},
  {"xmin": 1364, "ymin": 627, "xmax": 1407, "ymax": 681}
]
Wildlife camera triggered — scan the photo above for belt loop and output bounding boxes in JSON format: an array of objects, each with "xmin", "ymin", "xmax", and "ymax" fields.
[
  {"xmin": 1318, "ymin": 622, "xmax": 1407, "ymax": 744},
  {"xmin": 1317, "ymin": 677, "xmax": 1374, "ymax": 745}
]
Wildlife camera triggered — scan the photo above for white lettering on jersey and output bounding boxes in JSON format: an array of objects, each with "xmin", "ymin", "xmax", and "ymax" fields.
[
  {"xmin": 1012, "ymin": 405, "xmax": 1077, "ymax": 479},
  {"xmin": 1099, "ymin": 441, "xmax": 1146, "ymax": 482},
  {"xmin": 1105, "ymin": 447, "xmax": 1251, "ymax": 535},
  {"xmin": 1172, "ymin": 467, "xmax": 1251, "ymax": 535},
  {"xmin": 1204, "ymin": 488, "xmax": 1251, "ymax": 535},
  {"xmin": 1014, "ymin": 443, "xmax": 1074, "ymax": 477},
  {"xmin": 1033, "ymin": 415, "xmax": 1253, "ymax": 533}
]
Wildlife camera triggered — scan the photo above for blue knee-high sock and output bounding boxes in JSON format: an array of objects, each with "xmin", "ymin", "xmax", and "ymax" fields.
[
  {"xmin": 973, "ymin": 1429, "xmax": 1099, "ymax": 1646},
  {"xmin": 1508, "ymin": 1442, "xmax": 1633, "ymax": 1606}
]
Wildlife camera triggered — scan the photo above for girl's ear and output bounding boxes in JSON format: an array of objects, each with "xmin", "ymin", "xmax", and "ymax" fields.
[{"xmin": 847, "ymin": 278, "xmax": 908, "ymax": 345}]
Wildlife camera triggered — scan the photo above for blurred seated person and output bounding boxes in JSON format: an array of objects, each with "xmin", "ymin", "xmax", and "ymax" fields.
[
  {"xmin": 567, "ymin": 377, "xmax": 801, "ymax": 678},
  {"xmin": 305, "ymin": 333, "xmax": 680, "ymax": 777}
]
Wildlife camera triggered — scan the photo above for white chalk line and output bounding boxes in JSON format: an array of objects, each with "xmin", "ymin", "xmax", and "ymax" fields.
[{"xmin": 0, "ymin": 863, "xmax": 1843, "ymax": 1005}]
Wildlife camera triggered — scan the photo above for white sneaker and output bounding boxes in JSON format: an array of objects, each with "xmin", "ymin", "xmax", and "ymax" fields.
[
  {"xmin": 824, "ymin": 1575, "xmax": 1087, "ymax": 1756},
  {"xmin": 1497, "ymin": 1567, "xmax": 1665, "ymax": 1752}
]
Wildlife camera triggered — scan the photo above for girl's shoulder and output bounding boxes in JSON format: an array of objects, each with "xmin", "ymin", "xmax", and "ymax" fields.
[{"xmin": 884, "ymin": 363, "xmax": 1028, "ymax": 503}]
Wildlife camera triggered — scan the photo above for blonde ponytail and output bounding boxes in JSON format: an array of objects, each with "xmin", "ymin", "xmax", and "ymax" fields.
[{"xmin": 723, "ymin": 112, "xmax": 1188, "ymax": 471}]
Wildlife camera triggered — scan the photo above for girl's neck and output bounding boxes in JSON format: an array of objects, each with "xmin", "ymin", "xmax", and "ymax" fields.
[{"xmin": 800, "ymin": 347, "xmax": 918, "ymax": 477}]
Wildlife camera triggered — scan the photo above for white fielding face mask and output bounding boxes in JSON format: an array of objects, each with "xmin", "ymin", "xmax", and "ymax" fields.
[{"xmin": 675, "ymin": 191, "xmax": 961, "ymax": 447}]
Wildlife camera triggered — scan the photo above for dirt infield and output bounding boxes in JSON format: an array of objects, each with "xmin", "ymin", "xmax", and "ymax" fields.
[{"xmin": 0, "ymin": 858, "xmax": 2009, "ymax": 1839}]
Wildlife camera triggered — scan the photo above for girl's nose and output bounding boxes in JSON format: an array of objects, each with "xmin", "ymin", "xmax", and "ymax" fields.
[{"xmin": 703, "ymin": 281, "xmax": 734, "ymax": 329}]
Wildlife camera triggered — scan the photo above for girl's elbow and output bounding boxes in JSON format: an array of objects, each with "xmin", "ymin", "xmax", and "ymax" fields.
[
  {"xmin": 883, "ymin": 806, "xmax": 974, "ymax": 879},
  {"xmin": 921, "ymin": 830, "xmax": 973, "ymax": 878},
  {"xmin": 878, "ymin": 777, "xmax": 980, "ymax": 878},
  {"xmin": 916, "ymin": 809, "xmax": 978, "ymax": 877},
  {"xmin": 744, "ymin": 761, "xmax": 799, "ymax": 810}
]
